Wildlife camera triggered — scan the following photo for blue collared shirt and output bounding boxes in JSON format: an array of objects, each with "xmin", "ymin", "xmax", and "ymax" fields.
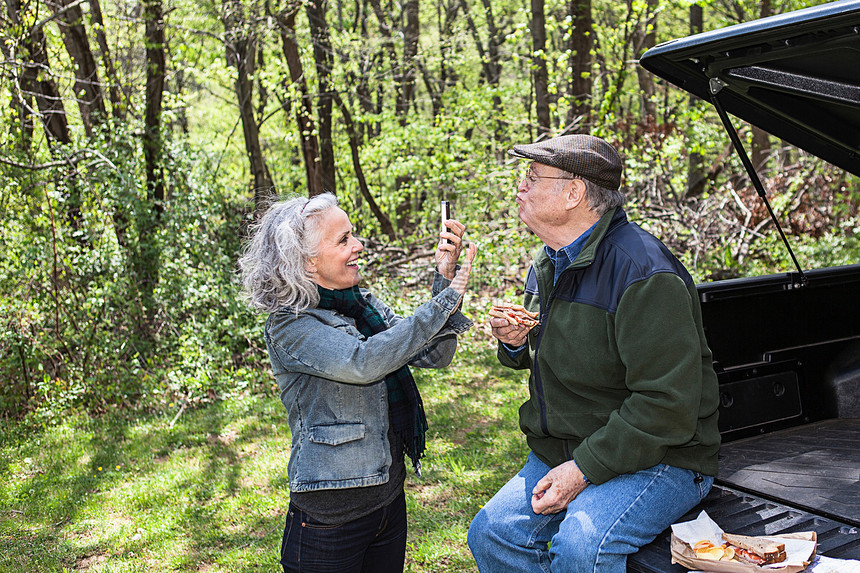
[
  {"xmin": 544, "ymin": 221, "xmax": 597, "ymax": 286},
  {"xmin": 504, "ymin": 222, "xmax": 597, "ymax": 357}
]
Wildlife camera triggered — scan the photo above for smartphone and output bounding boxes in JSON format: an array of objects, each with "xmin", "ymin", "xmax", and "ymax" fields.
[{"xmin": 441, "ymin": 200, "xmax": 452, "ymax": 244}]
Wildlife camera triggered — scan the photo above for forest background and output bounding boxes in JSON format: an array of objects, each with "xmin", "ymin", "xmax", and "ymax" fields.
[{"xmin": 1, "ymin": 0, "xmax": 858, "ymax": 570}]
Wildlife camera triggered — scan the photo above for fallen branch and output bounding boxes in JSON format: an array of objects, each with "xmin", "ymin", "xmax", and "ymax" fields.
[
  {"xmin": 0, "ymin": 149, "xmax": 116, "ymax": 171},
  {"xmin": 379, "ymin": 250, "xmax": 435, "ymax": 269},
  {"xmin": 169, "ymin": 394, "xmax": 190, "ymax": 429}
]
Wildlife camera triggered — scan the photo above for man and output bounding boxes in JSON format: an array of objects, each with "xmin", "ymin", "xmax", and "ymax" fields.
[{"xmin": 467, "ymin": 134, "xmax": 721, "ymax": 573}]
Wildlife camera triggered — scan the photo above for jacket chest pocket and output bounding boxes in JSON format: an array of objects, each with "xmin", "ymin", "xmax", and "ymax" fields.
[
  {"xmin": 294, "ymin": 421, "xmax": 385, "ymax": 489},
  {"xmin": 308, "ymin": 422, "xmax": 366, "ymax": 446}
]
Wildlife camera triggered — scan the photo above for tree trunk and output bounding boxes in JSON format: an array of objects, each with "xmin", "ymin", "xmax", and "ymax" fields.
[
  {"xmin": 356, "ymin": 53, "xmax": 380, "ymax": 140},
  {"xmin": 399, "ymin": 0, "xmax": 419, "ymax": 124},
  {"xmin": 332, "ymin": 92, "xmax": 397, "ymax": 239},
  {"xmin": 351, "ymin": 1, "xmax": 380, "ymax": 140},
  {"xmin": 438, "ymin": 0, "xmax": 460, "ymax": 92},
  {"xmin": 276, "ymin": 2, "xmax": 324, "ymax": 197},
  {"xmin": 6, "ymin": 0, "xmax": 71, "ymax": 147},
  {"xmin": 256, "ymin": 44, "xmax": 268, "ymax": 122},
  {"xmin": 49, "ymin": 0, "xmax": 106, "ymax": 136},
  {"xmin": 567, "ymin": 0, "xmax": 593, "ymax": 129},
  {"xmin": 632, "ymin": 0, "xmax": 658, "ymax": 121},
  {"xmin": 686, "ymin": 3, "xmax": 706, "ymax": 197},
  {"xmin": 416, "ymin": 58, "xmax": 442, "ymax": 119},
  {"xmin": 222, "ymin": 0, "xmax": 276, "ymax": 212},
  {"xmin": 306, "ymin": 0, "xmax": 337, "ymax": 194},
  {"xmin": 126, "ymin": 0, "xmax": 168, "ymax": 339},
  {"xmin": 144, "ymin": 0, "xmax": 166, "ymax": 211},
  {"xmin": 750, "ymin": 0, "xmax": 772, "ymax": 171},
  {"xmin": 462, "ymin": 0, "xmax": 507, "ymax": 143},
  {"xmin": 415, "ymin": 0, "xmax": 459, "ymax": 120},
  {"xmin": 531, "ymin": 0, "xmax": 551, "ymax": 137},
  {"xmin": 10, "ymin": 0, "xmax": 83, "ymax": 231},
  {"xmin": 367, "ymin": 0, "xmax": 402, "ymax": 121},
  {"xmin": 88, "ymin": 0, "xmax": 125, "ymax": 120}
]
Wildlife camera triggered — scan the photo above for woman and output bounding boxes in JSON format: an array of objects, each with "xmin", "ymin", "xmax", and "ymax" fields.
[{"xmin": 239, "ymin": 192, "xmax": 477, "ymax": 573}]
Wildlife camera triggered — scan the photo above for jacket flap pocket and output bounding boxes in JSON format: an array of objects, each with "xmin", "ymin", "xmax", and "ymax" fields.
[{"xmin": 308, "ymin": 423, "xmax": 366, "ymax": 446}]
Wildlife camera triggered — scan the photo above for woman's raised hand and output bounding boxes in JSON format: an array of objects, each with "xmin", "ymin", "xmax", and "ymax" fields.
[
  {"xmin": 435, "ymin": 218, "xmax": 467, "ymax": 280},
  {"xmin": 448, "ymin": 242, "xmax": 477, "ymax": 296}
]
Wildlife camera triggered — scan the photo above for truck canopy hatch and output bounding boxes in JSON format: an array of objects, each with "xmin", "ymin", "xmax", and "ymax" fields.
[
  {"xmin": 639, "ymin": 0, "xmax": 860, "ymax": 177},
  {"xmin": 640, "ymin": 0, "xmax": 860, "ymax": 282}
]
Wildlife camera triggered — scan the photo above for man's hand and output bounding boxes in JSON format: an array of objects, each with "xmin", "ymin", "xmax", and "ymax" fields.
[
  {"xmin": 531, "ymin": 460, "xmax": 589, "ymax": 515},
  {"xmin": 490, "ymin": 317, "xmax": 531, "ymax": 347},
  {"xmin": 435, "ymin": 219, "xmax": 467, "ymax": 280}
]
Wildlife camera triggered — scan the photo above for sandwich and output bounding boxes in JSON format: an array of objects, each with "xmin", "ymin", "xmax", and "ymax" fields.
[
  {"xmin": 691, "ymin": 533, "xmax": 788, "ymax": 565},
  {"xmin": 489, "ymin": 302, "xmax": 539, "ymax": 329},
  {"xmin": 721, "ymin": 533, "xmax": 787, "ymax": 565}
]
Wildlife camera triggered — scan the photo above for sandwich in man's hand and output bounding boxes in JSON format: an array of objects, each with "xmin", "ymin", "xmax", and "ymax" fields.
[{"xmin": 489, "ymin": 302, "xmax": 539, "ymax": 329}]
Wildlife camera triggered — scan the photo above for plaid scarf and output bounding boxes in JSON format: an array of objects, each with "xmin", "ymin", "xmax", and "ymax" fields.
[{"xmin": 316, "ymin": 285, "xmax": 428, "ymax": 474}]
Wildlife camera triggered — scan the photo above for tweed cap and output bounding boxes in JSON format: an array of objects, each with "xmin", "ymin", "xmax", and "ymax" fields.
[{"xmin": 509, "ymin": 134, "xmax": 623, "ymax": 190}]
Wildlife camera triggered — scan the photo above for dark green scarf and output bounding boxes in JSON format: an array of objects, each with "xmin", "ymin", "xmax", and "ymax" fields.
[{"xmin": 316, "ymin": 285, "xmax": 428, "ymax": 474}]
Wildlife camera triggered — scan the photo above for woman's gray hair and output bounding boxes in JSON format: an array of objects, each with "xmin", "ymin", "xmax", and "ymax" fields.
[
  {"xmin": 581, "ymin": 178, "xmax": 626, "ymax": 216},
  {"xmin": 239, "ymin": 193, "xmax": 339, "ymax": 313}
]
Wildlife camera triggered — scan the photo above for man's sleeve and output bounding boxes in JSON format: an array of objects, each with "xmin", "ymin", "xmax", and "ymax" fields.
[{"xmin": 497, "ymin": 340, "xmax": 531, "ymax": 370}]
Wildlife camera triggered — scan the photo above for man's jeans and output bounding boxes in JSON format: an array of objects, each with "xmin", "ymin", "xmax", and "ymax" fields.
[
  {"xmin": 280, "ymin": 490, "xmax": 407, "ymax": 573},
  {"xmin": 468, "ymin": 452, "xmax": 713, "ymax": 573}
]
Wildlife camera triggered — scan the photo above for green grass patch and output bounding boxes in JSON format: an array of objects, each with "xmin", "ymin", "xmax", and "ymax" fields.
[{"xmin": 0, "ymin": 323, "xmax": 530, "ymax": 572}]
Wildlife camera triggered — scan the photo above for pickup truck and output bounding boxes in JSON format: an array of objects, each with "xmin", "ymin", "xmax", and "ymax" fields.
[{"xmin": 631, "ymin": 1, "xmax": 860, "ymax": 570}]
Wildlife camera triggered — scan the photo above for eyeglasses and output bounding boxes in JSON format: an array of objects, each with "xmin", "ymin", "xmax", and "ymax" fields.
[{"xmin": 522, "ymin": 166, "xmax": 578, "ymax": 185}]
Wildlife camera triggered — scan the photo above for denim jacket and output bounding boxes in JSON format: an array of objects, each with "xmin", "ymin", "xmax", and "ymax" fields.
[{"xmin": 265, "ymin": 272, "xmax": 472, "ymax": 492}]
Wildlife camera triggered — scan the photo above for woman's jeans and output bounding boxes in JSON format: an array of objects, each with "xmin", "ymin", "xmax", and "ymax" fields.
[
  {"xmin": 468, "ymin": 452, "xmax": 713, "ymax": 573},
  {"xmin": 280, "ymin": 490, "xmax": 407, "ymax": 573}
]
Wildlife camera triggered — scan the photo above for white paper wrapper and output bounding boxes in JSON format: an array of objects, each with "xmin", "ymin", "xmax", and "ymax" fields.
[
  {"xmin": 807, "ymin": 556, "xmax": 860, "ymax": 573},
  {"xmin": 672, "ymin": 510, "xmax": 725, "ymax": 547}
]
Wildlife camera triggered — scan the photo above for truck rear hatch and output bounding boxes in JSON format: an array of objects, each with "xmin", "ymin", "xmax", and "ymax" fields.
[{"xmin": 639, "ymin": 0, "xmax": 860, "ymax": 176}]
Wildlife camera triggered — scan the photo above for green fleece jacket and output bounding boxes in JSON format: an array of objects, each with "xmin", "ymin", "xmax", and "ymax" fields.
[{"xmin": 499, "ymin": 208, "xmax": 720, "ymax": 485}]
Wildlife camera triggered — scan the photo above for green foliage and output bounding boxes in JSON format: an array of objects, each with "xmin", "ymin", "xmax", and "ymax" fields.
[
  {"xmin": 1, "ymin": 0, "xmax": 858, "ymax": 422},
  {"xmin": 0, "ymin": 124, "xmax": 267, "ymax": 418}
]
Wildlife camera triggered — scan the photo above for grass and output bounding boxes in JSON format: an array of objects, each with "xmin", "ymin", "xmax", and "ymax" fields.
[{"xmin": 0, "ymin": 322, "xmax": 531, "ymax": 572}]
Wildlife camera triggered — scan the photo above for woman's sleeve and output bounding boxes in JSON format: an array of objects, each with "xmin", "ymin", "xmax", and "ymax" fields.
[
  {"xmin": 369, "ymin": 272, "xmax": 473, "ymax": 369},
  {"xmin": 266, "ymin": 287, "xmax": 464, "ymax": 384}
]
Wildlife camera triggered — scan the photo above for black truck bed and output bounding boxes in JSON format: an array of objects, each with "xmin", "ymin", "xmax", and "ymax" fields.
[
  {"xmin": 717, "ymin": 419, "xmax": 860, "ymax": 527},
  {"xmin": 630, "ymin": 419, "xmax": 860, "ymax": 572}
]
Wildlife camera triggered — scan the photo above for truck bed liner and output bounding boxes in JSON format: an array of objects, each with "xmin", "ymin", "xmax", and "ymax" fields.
[
  {"xmin": 717, "ymin": 418, "xmax": 860, "ymax": 527},
  {"xmin": 629, "ymin": 419, "xmax": 860, "ymax": 572}
]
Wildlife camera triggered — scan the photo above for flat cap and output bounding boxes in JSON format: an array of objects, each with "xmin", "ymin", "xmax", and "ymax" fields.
[{"xmin": 509, "ymin": 134, "xmax": 623, "ymax": 190}]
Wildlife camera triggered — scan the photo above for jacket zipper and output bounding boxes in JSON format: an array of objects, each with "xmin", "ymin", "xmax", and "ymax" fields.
[
  {"xmin": 532, "ymin": 258, "xmax": 589, "ymax": 438},
  {"xmin": 532, "ymin": 267, "xmax": 556, "ymax": 437}
]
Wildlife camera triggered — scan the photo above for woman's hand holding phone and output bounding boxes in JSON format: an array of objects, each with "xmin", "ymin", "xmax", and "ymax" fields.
[{"xmin": 435, "ymin": 201, "xmax": 469, "ymax": 280}]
